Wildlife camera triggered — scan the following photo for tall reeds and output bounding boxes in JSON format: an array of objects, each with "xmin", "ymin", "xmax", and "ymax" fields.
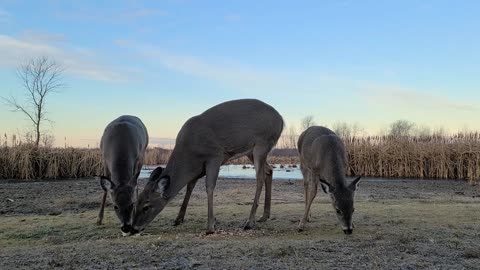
[
  {"xmin": 0, "ymin": 146, "xmax": 171, "ymax": 180},
  {"xmin": 0, "ymin": 145, "xmax": 103, "ymax": 179},
  {"xmin": 345, "ymin": 134, "xmax": 480, "ymax": 183},
  {"xmin": 0, "ymin": 134, "xmax": 479, "ymax": 183}
]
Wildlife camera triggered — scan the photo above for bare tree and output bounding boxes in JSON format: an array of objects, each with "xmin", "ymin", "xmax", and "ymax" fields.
[
  {"xmin": 300, "ymin": 115, "xmax": 316, "ymax": 131},
  {"xmin": 332, "ymin": 122, "xmax": 364, "ymax": 139},
  {"xmin": 41, "ymin": 133, "xmax": 55, "ymax": 148},
  {"xmin": 280, "ymin": 124, "xmax": 298, "ymax": 149},
  {"xmin": 414, "ymin": 125, "xmax": 431, "ymax": 138},
  {"xmin": 332, "ymin": 122, "xmax": 352, "ymax": 138},
  {"xmin": 1, "ymin": 134, "xmax": 6, "ymax": 147},
  {"xmin": 2, "ymin": 56, "xmax": 65, "ymax": 147},
  {"xmin": 389, "ymin": 120, "xmax": 415, "ymax": 138},
  {"xmin": 432, "ymin": 127, "xmax": 447, "ymax": 138}
]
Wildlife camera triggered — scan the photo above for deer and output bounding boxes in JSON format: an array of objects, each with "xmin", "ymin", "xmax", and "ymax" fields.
[
  {"xmin": 97, "ymin": 115, "xmax": 149, "ymax": 236},
  {"xmin": 130, "ymin": 99, "xmax": 284, "ymax": 235},
  {"xmin": 297, "ymin": 126, "xmax": 361, "ymax": 234}
]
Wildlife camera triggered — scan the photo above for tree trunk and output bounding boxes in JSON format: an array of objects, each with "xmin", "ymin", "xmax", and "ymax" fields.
[{"xmin": 35, "ymin": 122, "xmax": 40, "ymax": 147}]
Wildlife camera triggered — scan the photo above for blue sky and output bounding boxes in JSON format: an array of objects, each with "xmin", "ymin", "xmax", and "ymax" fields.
[{"xmin": 1, "ymin": 0, "xmax": 479, "ymax": 147}]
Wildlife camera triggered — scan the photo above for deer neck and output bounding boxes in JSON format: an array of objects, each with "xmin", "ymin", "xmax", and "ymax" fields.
[{"xmin": 163, "ymin": 150, "xmax": 205, "ymax": 198}]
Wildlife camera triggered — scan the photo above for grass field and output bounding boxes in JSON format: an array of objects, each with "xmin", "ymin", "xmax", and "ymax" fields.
[{"xmin": 1, "ymin": 177, "xmax": 479, "ymax": 269}]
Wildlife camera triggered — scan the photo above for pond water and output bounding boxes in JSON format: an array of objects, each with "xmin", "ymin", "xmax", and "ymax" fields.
[{"xmin": 140, "ymin": 164, "xmax": 303, "ymax": 180}]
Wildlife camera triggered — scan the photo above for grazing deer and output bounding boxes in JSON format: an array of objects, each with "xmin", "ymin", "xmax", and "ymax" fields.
[
  {"xmin": 97, "ymin": 115, "xmax": 148, "ymax": 236},
  {"xmin": 297, "ymin": 126, "xmax": 361, "ymax": 234},
  {"xmin": 130, "ymin": 99, "xmax": 283, "ymax": 234}
]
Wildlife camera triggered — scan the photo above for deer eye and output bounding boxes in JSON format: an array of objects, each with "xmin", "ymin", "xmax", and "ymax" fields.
[
  {"xmin": 114, "ymin": 205, "xmax": 119, "ymax": 210},
  {"xmin": 143, "ymin": 205, "xmax": 150, "ymax": 212},
  {"xmin": 336, "ymin": 209, "xmax": 342, "ymax": 215}
]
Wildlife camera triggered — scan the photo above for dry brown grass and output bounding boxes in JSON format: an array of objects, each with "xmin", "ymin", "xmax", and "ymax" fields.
[
  {"xmin": 230, "ymin": 134, "xmax": 480, "ymax": 184},
  {"xmin": 345, "ymin": 134, "xmax": 480, "ymax": 184},
  {"xmin": 0, "ymin": 145, "xmax": 103, "ymax": 179},
  {"xmin": 144, "ymin": 147, "xmax": 171, "ymax": 165},
  {"xmin": 0, "ymin": 146, "xmax": 173, "ymax": 180},
  {"xmin": 1, "ymin": 134, "xmax": 479, "ymax": 183}
]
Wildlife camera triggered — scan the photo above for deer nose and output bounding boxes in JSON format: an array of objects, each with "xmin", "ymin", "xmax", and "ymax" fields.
[
  {"xmin": 121, "ymin": 224, "xmax": 132, "ymax": 234},
  {"xmin": 343, "ymin": 229, "xmax": 353, "ymax": 235},
  {"xmin": 130, "ymin": 226, "xmax": 142, "ymax": 235}
]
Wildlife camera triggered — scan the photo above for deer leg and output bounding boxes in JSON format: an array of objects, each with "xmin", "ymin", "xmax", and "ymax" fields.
[
  {"xmin": 97, "ymin": 166, "xmax": 111, "ymax": 225},
  {"xmin": 298, "ymin": 178, "xmax": 317, "ymax": 232},
  {"xmin": 97, "ymin": 191, "xmax": 107, "ymax": 225},
  {"xmin": 306, "ymin": 172, "xmax": 318, "ymax": 223},
  {"xmin": 303, "ymin": 180, "xmax": 310, "ymax": 222},
  {"xmin": 244, "ymin": 148, "xmax": 268, "ymax": 230},
  {"xmin": 246, "ymin": 154, "xmax": 272, "ymax": 223},
  {"xmin": 174, "ymin": 179, "xmax": 198, "ymax": 226},
  {"xmin": 133, "ymin": 159, "xmax": 143, "ymax": 185},
  {"xmin": 205, "ymin": 159, "xmax": 221, "ymax": 234},
  {"xmin": 305, "ymin": 185, "xmax": 317, "ymax": 223},
  {"xmin": 258, "ymin": 163, "xmax": 273, "ymax": 222},
  {"xmin": 300, "ymin": 168, "xmax": 312, "ymax": 222}
]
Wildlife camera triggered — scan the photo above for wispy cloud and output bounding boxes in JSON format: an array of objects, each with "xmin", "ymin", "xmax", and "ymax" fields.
[
  {"xmin": 123, "ymin": 8, "xmax": 167, "ymax": 19},
  {"xmin": 224, "ymin": 14, "xmax": 241, "ymax": 22},
  {"xmin": 0, "ymin": 7, "xmax": 11, "ymax": 22},
  {"xmin": 0, "ymin": 33, "xmax": 126, "ymax": 81},
  {"xmin": 362, "ymin": 84, "xmax": 478, "ymax": 112},
  {"xmin": 115, "ymin": 41, "xmax": 292, "ymax": 93},
  {"xmin": 147, "ymin": 51, "xmax": 277, "ymax": 86},
  {"xmin": 19, "ymin": 30, "xmax": 66, "ymax": 43},
  {"xmin": 113, "ymin": 40, "xmax": 479, "ymax": 117},
  {"xmin": 54, "ymin": 8, "xmax": 167, "ymax": 23}
]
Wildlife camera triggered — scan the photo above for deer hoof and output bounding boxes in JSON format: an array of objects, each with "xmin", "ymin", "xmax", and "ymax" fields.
[
  {"xmin": 206, "ymin": 219, "xmax": 216, "ymax": 233},
  {"xmin": 257, "ymin": 216, "xmax": 269, "ymax": 223},
  {"xmin": 96, "ymin": 220, "xmax": 103, "ymax": 226},
  {"xmin": 257, "ymin": 217, "xmax": 268, "ymax": 223},
  {"xmin": 173, "ymin": 218, "xmax": 184, "ymax": 226},
  {"xmin": 243, "ymin": 223, "xmax": 254, "ymax": 230}
]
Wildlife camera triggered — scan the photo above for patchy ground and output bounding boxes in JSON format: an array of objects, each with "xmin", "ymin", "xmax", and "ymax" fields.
[{"xmin": 1, "ymin": 177, "xmax": 479, "ymax": 269}]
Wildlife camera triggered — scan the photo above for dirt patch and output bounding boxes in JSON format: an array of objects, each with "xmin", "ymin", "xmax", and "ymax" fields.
[{"xmin": 1, "ymin": 177, "xmax": 479, "ymax": 269}]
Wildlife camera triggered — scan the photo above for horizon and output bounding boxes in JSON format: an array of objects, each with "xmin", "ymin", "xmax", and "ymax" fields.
[{"xmin": 1, "ymin": 1, "xmax": 479, "ymax": 147}]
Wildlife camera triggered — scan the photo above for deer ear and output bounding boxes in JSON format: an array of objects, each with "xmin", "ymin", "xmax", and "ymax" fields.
[
  {"xmin": 320, "ymin": 183, "xmax": 328, "ymax": 194},
  {"xmin": 318, "ymin": 178, "xmax": 334, "ymax": 193},
  {"xmin": 130, "ymin": 171, "xmax": 140, "ymax": 186},
  {"xmin": 99, "ymin": 176, "xmax": 114, "ymax": 192},
  {"xmin": 154, "ymin": 176, "xmax": 170, "ymax": 199},
  {"xmin": 349, "ymin": 176, "xmax": 362, "ymax": 191},
  {"xmin": 149, "ymin": 166, "xmax": 164, "ymax": 181}
]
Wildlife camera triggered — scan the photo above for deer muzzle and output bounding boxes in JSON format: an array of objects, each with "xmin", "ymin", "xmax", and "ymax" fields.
[{"xmin": 121, "ymin": 224, "xmax": 132, "ymax": 234}]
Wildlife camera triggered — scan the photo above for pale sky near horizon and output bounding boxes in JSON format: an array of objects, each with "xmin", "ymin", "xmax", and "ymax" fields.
[{"xmin": 0, "ymin": 1, "xmax": 479, "ymax": 147}]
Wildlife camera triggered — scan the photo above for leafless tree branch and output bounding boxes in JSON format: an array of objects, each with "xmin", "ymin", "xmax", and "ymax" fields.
[
  {"xmin": 3, "ymin": 56, "xmax": 65, "ymax": 147},
  {"xmin": 300, "ymin": 115, "xmax": 316, "ymax": 131}
]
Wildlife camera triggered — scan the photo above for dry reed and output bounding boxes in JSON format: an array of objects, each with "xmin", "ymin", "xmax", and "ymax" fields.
[
  {"xmin": 0, "ymin": 146, "xmax": 171, "ymax": 180},
  {"xmin": 345, "ymin": 134, "xmax": 480, "ymax": 184},
  {"xmin": 1, "ymin": 134, "xmax": 479, "ymax": 183},
  {"xmin": 0, "ymin": 145, "xmax": 103, "ymax": 179}
]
